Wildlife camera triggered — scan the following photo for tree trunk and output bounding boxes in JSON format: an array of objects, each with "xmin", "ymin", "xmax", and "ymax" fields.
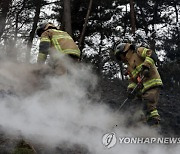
[
  {"xmin": 130, "ymin": 0, "xmax": 136, "ymax": 35},
  {"xmin": 97, "ymin": 31, "xmax": 103, "ymax": 75},
  {"xmin": 79, "ymin": 0, "xmax": 93, "ymax": 50},
  {"xmin": 0, "ymin": 0, "xmax": 12, "ymax": 38},
  {"xmin": 27, "ymin": 0, "xmax": 42, "ymax": 63},
  {"xmin": 173, "ymin": 1, "xmax": 180, "ymax": 51},
  {"xmin": 123, "ymin": 4, "xmax": 128, "ymax": 36},
  {"xmin": 63, "ymin": 0, "xmax": 72, "ymax": 36},
  {"xmin": 138, "ymin": 7, "xmax": 148, "ymax": 35},
  {"xmin": 14, "ymin": 0, "xmax": 26, "ymax": 42},
  {"xmin": 150, "ymin": 1, "xmax": 158, "ymax": 51}
]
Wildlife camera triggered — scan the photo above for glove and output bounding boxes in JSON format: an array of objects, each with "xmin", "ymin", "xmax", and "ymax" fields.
[{"xmin": 141, "ymin": 66, "xmax": 150, "ymax": 77}]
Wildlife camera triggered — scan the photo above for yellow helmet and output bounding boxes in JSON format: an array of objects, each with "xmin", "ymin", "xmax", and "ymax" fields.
[{"xmin": 36, "ymin": 22, "xmax": 57, "ymax": 37}]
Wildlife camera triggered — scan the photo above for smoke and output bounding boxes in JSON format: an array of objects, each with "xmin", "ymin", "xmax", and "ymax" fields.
[{"xmin": 0, "ymin": 55, "xmax": 180, "ymax": 154}]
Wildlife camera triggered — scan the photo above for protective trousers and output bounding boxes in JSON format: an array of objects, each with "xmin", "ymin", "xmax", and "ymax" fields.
[
  {"xmin": 141, "ymin": 87, "xmax": 161, "ymax": 126},
  {"xmin": 50, "ymin": 55, "xmax": 80, "ymax": 76}
]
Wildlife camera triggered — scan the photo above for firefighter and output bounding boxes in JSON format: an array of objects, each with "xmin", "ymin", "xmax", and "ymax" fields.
[
  {"xmin": 36, "ymin": 22, "xmax": 81, "ymax": 75},
  {"xmin": 114, "ymin": 43, "xmax": 163, "ymax": 126}
]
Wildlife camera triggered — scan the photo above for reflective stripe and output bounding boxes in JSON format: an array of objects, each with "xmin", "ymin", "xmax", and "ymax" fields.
[
  {"xmin": 51, "ymin": 39, "xmax": 80, "ymax": 57},
  {"xmin": 52, "ymin": 38, "xmax": 63, "ymax": 52},
  {"xmin": 142, "ymin": 78, "xmax": 163, "ymax": 93},
  {"xmin": 142, "ymin": 48, "xmax": 148, "ymax": 58},
  {"xmin": 41, "ymin": 29, "xmax": 80, "ymax": 58},
  {"xmin": 131, "ymin": 64, "xmax": 143, "ymax": 78},
  {"xmin": 40, "ymin": 38, "xmax": 51, "ymax": 42},
  {"xmin": 148, "ymin": 110, "xmax": 159, "ymax": 118},
  {"xmin": 37, "ymin": 53, "xmax": 47, "ymax": 62},
  {"xmin": 63, "ymin": 49, "xmax": 80, "ymax": 57},
  {"xmin": 145, "ymin": 57, "xmax": 154, "ymax": 65},
  {"xmin": 52, "ymin": 29, "xmax": 64, "ymax": 33},
  {"xmin": 51, "ymin": 36, "xmax": 80, "ymax": 57},
  {"xmin": 52, "ymin": 35, "xmax": 72, "ymax": 40},
  {"xmin": 128, "ymin": 82, "xmax": 136, "ymax": 89}
]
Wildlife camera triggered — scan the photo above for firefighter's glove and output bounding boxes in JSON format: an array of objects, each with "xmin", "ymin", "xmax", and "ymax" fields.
[
  {"xmin": 141, "ymin": 66, "xmax": 150, "ymax": 77},
  {"xmin": 127, "ymin": 89, "xmax": 136, "ymax": 99}
]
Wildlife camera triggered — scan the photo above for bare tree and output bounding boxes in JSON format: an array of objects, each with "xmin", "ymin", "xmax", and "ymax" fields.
[
  {"xmin": 150, "ymin": 1, "xmax": 158, "ymax": 51},
  {"xmin": 14, "ymin": 0, "xmax": 26, "ymax": 42},
  {"xmin": 173, "ymin": 0, "xmax": 180, "ymax": 51},
  {"xmin": 63, "ymin": 0, "xmax": 72, "ymax": 36},
  {"xmin": 79, "ymin": 0, "xmax": 93, "ymax": 50},
  {"xmin": 0, "ymin": 0, "xmax": 12, "ymax": 38},
  {"xmin": 130, "ymin": 0, "xmax": 136, "ymax": 35},
  {"xmin": 27, "ymin": 0, "xmax": 42, "ymax": 62}
]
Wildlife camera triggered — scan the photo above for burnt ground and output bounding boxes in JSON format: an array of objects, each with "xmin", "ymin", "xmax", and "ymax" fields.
[
  {"xmin": 98, "ymin": 78, "xmax": 180, "ymax": 137},
  {"xmin": 0, "ymin": 77, "xmax": 180, "ymax": 153}
]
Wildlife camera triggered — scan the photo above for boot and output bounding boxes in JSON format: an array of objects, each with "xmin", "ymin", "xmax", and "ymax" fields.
[
  {"xmin": 147, "ymin": 116, "xmax": 160, "ymax": 126},
  {"xmin": 147, "ymin": 116, "xmax": 162, "ymax": 134}
]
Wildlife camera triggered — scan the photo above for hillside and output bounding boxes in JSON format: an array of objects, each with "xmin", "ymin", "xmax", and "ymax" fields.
[{"xmin": 0, "ymin": 62, "xmax": 180, "ymax": 153}]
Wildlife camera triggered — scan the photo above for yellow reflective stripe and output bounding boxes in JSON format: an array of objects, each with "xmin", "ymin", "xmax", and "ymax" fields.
[
  {"xmin": 52, "ymin": 39, "xmax": 63, "ymax": 52},
  {"xmin": 52, "ymin": 35, "xmax": 72, "ymax": 40},
  {"xmin": 142, "ymin": 78, "xmax": 163, "ymax": 93},
  {"xmin": 128, "ymin": 83, "xmax": 136, "ymax": 89},
  {"xmin": 142, "ymin": 48, "xmax": 148, "ymax": 58},
  {"xmin": 131, "ymin": 64, "xmax": 143, "ymax": 78},
  {"xmin": 143, "ymin": 78, "xmax": 162, "ymax": 87},
  {"xmin": 52, "ymin": 29, "xmax": 64, "ymax": 33},
  {"xmin": 149, "ymin": 110, "xmax": 159, "ymax": 118},
  {"xmin": 40, "ymin": 37, "xmax": 51, "ymax": 42},
  {"xmin": 38, "ymin": 53, "xmax": 47, "ymax": 61},
  {"xmin": 145, "ymin": 57, "xmax": 154, "ymax": 65},
  {"xmin": 52, "ymin": 38, "xmax": 80, "ymax": 57},
  {"xmin": 63, "ymin": 49, "xmax": 80, "ymax": 57}
]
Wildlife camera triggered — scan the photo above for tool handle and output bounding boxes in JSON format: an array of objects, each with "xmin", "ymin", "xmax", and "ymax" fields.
[{"xmin": 118, "ymin": 76, "xmax": 145, "ymax": 111}]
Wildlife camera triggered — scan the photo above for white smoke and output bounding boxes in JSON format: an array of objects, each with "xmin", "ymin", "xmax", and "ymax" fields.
[{"xmin": 0, "ymin": 56, "xmax": 179, "ymax": 154}]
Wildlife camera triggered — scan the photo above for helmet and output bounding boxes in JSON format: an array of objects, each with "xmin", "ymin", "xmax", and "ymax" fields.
[
  {"xmin": 114, "ymin": 43, "xmax": 136, "ymax": 59},
  {"xmin": 36, "ymin": 22, "xmax": 57, "ymax": 37},
  {"xmin": 114, "ymin": 43, "xmax": 132, "ymax": 56},
  {"xmin": 114, "ymin": 43, "xmax": 126, "ymax": 55}
]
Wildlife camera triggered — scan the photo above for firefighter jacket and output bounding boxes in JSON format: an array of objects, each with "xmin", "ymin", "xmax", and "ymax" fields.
[
  {"xmin": 37, "ymin": 29, "xmax": 81, "ymax": 63},
  {"xmin": 125, "ymin": 47, "xmax": 163, "ymax": 94}
]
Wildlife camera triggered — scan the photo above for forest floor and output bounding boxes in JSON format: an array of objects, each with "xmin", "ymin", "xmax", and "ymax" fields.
[{"xmin": 98, "ymin": 78, "xmax": 180, "ymax": 137}]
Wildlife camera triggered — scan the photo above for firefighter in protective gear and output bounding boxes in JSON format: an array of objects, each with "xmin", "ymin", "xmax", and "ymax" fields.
[
  {"xmin": 114, "ymin": 43, "xmax": 163, "ymax": 126},
  {"xmin": 36, "ymin": 22, "xmax": 81, "ymax": 75}
]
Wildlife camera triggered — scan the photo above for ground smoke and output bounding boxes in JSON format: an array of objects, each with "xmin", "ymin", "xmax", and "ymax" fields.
[{"xmin": 0, "ymin": 57, "xmax": 179, "ymax": 154}]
